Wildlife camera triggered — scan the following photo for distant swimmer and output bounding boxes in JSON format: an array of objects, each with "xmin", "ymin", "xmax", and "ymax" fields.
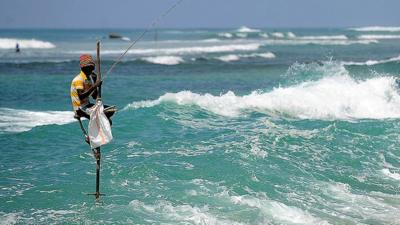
[
  {"xmin": 15, "ymin": 43, "xmax": 20, "ymax": 53},
  {"xmin": 70, "ymin": 54, "xmax": 116, "ymax": 143}
]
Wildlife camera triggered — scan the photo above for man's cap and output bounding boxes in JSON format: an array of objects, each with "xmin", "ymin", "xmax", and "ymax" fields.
[{"xmin": 80, "ymin": 54, "xmax": 95, "ymax": 68}]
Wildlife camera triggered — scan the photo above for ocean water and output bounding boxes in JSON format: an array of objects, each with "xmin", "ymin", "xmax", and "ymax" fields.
[{"xmin": 1, "ymin": 26, "xmax": 400, "ymax": 224}]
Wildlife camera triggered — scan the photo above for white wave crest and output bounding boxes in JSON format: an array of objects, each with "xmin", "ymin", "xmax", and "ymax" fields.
[
  {"xmin": 271, "ymin": 32, "xmax": 285, "ymax": 38},
  {"xmin": 216, "ymin": 52, "xmax": 276, "ymax": 62},
  {"xmin": 142, "ymin": 56, "xmax": 184, "ymax": 65},
  {"xmin": 230, "ymin": 195, "xmax": 330, "ymax": 225},
  {"xmin": 0, "ymin": 38, "xmax": 55, "ymax": 49},
  {"xmin": 217, "ymin": 32, "xmax": 233, "ymax": 38},
  {"xmin": 287, "ymin": 32, "xmax": 297, "ymax": 38},
  {"xmin": 297, "ymin": 35, "xmax": 348, "ymax": 40},
  {"xmin": 126, "ymin": 73, "xmax": 400, "ymax": 120},
  {"xmin": 0, "ymin": 108, "xmax": 75, "ymax": 133},
  {"xmin": 129, "ymin": 200, "xmax": 244, "ymax": 225},
  {"xmin": 237, "ymin": 26, "xmax": 260, "ymax": 33},
  {"xmin": 235, "ymin": 33, "xmax": 248, "ymax": 38},
  {"xmin": 341, "ymin": 55, "xmax": 400, "ymax": 66},
  {"xmin": 382, "ymin": 168, "xmax": 400, "ymax": 180},
  {"xmin": 358, "ymin": 34, "xmax": 400, "ymax": 40},
  {"xmin": 350, "ymin": 26, "xmax": 400, "ymax": 32},
  {"xmin": 78, "ymin": 44, "xmax": 261, "ymax": 56},
  {"xmin": 262, "ymin": 39, "xmax": 377, "ymax": 46}
]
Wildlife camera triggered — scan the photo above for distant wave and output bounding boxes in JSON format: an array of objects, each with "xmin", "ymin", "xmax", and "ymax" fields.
[
  {"xmin": 341, "ymin": 55, "xmax": 400, "ymax": 66},
  {"xmin": 297, "ymin": 35, "xmax": 348, "ymax": 40},
  {"xmin": 350, "ymin": 26, "xmax": 400, "ymax": 32},
  {"xmin": 0, "ymin": 38, "xmax": 55, "ymax": 49},
  {"xmin": 217, "ymin": 33, "xmax": 233, "ymax": 38},
  {"xmin": 216, "ymin": 52, "xmax": 276, "ymax": 62},
  {"xmin": 236, "ymin": 26, "xmax": 260, "ymax": 33},
  {"xmin": 126, "ymin": 64, "xmax": 400, "ymax": 120},
  {"xmin": 358, "ymin": 34, "xmax": 400, "ymax": 40},
  {"xmin": 271, "ymin": 32, "xmax": 285, "ymax": 38},
  {"xmin": 261, "ymin": 39, "xmax": 377, "ymax": 46},
  {"xmin": 0, "ymin": 59, "xmax": 73, "ymax": 64},
  {"xmin": 0, "ymin": 108, "xmax": 75, "ymax": 133},
  {"xmin": 72, "ymin": 43, "xmax": 262, "ymax": 56},
  {"xmin": 141, "ymin": 56, "xmax": 184, "ymax": 65}
]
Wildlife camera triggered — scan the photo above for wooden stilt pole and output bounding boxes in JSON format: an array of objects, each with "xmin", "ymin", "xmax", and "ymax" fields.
[
  {"xmin": 94, "ymin": 41, "xmax": 102, "ymax": 200},
  {"xmin": 87, "ymin": 41, "xmax": 103, "ymax": 200}
]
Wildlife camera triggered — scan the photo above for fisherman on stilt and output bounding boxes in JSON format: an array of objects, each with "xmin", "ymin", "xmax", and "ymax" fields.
[{"xmin": 70, "ymin": 54, "xmax": 115, "ymax": 153}]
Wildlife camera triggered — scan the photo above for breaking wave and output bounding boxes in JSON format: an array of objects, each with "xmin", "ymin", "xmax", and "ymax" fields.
[
  {"xmin": 0, "ymin": 38, "xmax": 55, "ymax": 49},
  {"xmin": 261, "ymin": 39, "xmax": 377, "ymax": 46},
  {"xmin": 358, "ymin": 34, "xmax": 400, "ymax": 40},
  {"xmin": 126, "ymin": 64, "xmax": 400, "ymax": 120},
  {"xmin": 297, "ymin": 35, "xmax": 348, "ymax": 40},
  {"xmin": 0, "ymin": 108, "xmax": 75, "ymax": 133},
  {"xmin": 216, "ymin": 52, "xmax": 276, "ymax": 62},
  {"xmin": 73, "ymin": 44, "xmax": 261, "ymax": 56},
  {"xmin": 341, "ymin": 55, "xmax": 400, "ymax": 66},
  {"xmin": 236, "ymin": 26, "xmax": 260, "ymax": 33},
  {"xmin": 141, "ymin": 56, "xmax": 184, "ymax": 65},
  {"xmin": 350, "ymin": 26, "xmax": 400, "ymax": 32}
]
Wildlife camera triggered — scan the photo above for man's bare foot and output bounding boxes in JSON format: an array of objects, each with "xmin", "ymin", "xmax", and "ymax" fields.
[
  {"xmin": 92, "ymin": 149, "xmax": 100, "ymax": 160},
  {"xmin": 85, "ymin": 135, "xmax": 90, "ymax": 144}
]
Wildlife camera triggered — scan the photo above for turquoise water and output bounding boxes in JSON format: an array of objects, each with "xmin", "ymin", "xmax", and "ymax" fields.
[{"xmin": 1, "ymin": 27, "xmax": 400, "ymax": 224}]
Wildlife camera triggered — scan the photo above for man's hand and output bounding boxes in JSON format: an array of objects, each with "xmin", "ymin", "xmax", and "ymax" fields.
[{"xmin": 94, "ymin": 80, "xmax": 103, "ymax": 88}]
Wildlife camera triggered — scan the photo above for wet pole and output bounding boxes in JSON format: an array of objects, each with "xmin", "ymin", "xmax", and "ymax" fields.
[{"xmin": 94, "ymin": 41, "xmax": 102, "ymax": 200}]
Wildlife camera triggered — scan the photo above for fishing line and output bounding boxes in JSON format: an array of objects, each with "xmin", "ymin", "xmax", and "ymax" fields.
[{"xmin": 103, "ymin": 0, "xmax": 184, "ymax": 79}]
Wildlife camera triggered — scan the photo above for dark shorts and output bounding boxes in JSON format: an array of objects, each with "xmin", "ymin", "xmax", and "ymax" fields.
[{"xmin": 75, "ymin": 103, "xmax": 116, "ymax": 120}]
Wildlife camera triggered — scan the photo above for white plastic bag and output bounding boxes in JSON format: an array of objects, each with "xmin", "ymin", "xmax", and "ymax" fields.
[{"xmin": 88, "ymin": 100, "xmax": 113, "ymax": 149}]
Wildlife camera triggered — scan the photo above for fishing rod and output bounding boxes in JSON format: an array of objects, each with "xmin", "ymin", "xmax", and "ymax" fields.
[{"xmin": 103, "ymin": 0, "xmax": 184, "ymax": 79}]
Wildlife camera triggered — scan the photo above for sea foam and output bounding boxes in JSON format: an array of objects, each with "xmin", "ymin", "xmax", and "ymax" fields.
[
  {"xmin": 358, "ymin": 34, "xmax": 400, "ymax": 40},
  {"xmin": 126, "ymin": 64, "xmax": 400, "ymax": 120},
  {"xmin": 0, "ymin": 38, "xmax": 55, "ymax": 49},
  {"xmin": 142, "ymin": 56, "xmax": 184, "ymax": 65},
  {"xmin": 216, "ymin": 52, "xmax": 276, "ymax": 62},
  {"xmin": 350, "ymin": 26, "xmax": 400, "ymax": 32},
  {"xmin": 77, "ymin": 43, "xmax": 261, "ymax": 56},
  {"xmin": 0, "ymin": 108, "xmax": 75, "ymax": 133},
  {"xmin": 341, "ymin": 55, "xmax": 400, "ymax": 66},
  {"xmin": 236, "ymin": 26, "xmax": 260, "ymax": 33}
]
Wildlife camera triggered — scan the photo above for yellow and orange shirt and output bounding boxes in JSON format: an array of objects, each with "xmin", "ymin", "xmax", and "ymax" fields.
[{"xmin": 70, "ymin": 71, "xmax": 94, "ymax": 111}]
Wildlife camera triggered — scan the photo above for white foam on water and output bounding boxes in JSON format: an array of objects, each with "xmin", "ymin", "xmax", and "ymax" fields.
[
  {"xmin": 262, "ymin": 39, "xmax": 377, "ymax": 46},
  {"xmin": 287, "ymin": 32, "xmax": 297, "ymax": 38},
  {"xmin": 0, "ymin": 108, "xmax": 75, "ymax": 133},
  {"xmin": 217, "ymin": 32, "xmax": 233, "ymax": 38},
  {"xmin": 142, "ymin": 56, "xmax": 184, "ymax": 65},
  {"xmin": 0, "ymin": 212, "xmax": 20, "ymax": 225},
  {"xmin": 86, "ymin": 43, "xmax": 261, "ymax": 56},
  {"xmin": 0, "ymin": 38, "xmax": 55, "ymax": 49},
  {"xmin": 341, "ymin": 55, "xmax": 400, "ymax": 66},
  {"xmin": 321, "ymin": 182, "xmax": 400, "ymax": 223},
  {"xmin": 350, "ymin": 26, "xmax": 400, "ymax": 32},
  {"xmin": 271, "ymin": 32, "xmax": 285, "ymax": 38},
  {"xmin": 382, "ymin": 168, "xmax": 400, "ymax": 180},
  {"xmin": 216, "ymin": 54, "xmax": 240, "ymax": 62},
  {"xmin": 121, "ymin": 36, "xmax": 131, "ymax": 41},
  {"xmin": 235, "ymin": 33, "xmax": 248, "ymax": 38},
  {"xmin": 216, "ymin": 52, "xmax": 276, "ymax": 62},
  {"xmin": 236, "ymin": 26, "xmax": 260, "ymax": 33},
  {"xmin": 125, "ymin": 65, "xmax": 400, "ymax": 120},
  {"xmin": 297, "ymin": 35, "xmax": 348, "ymax": 40},
  {"xmin": 259, "ymin": 33, "xmax": 269, "ymax": 38},
  {"xmin": 129, "ymin": 200, "xmax": 244, "ymax": 225},
  {"xmin": 200, "ymin": 38, "xmax": 222, "ymax": 43},
  {"xmin": 358, "ymin": 34, "xmax": 400, "ymax": 40},
  {"xmin": 230, "ymin": 195, "xmax": 330, "ymax": 225}
]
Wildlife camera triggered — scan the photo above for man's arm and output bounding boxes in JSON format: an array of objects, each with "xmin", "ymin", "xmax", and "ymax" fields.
[{"xmin": 77, "ymin": 79, "xmax": 102, "ymax": 100}]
